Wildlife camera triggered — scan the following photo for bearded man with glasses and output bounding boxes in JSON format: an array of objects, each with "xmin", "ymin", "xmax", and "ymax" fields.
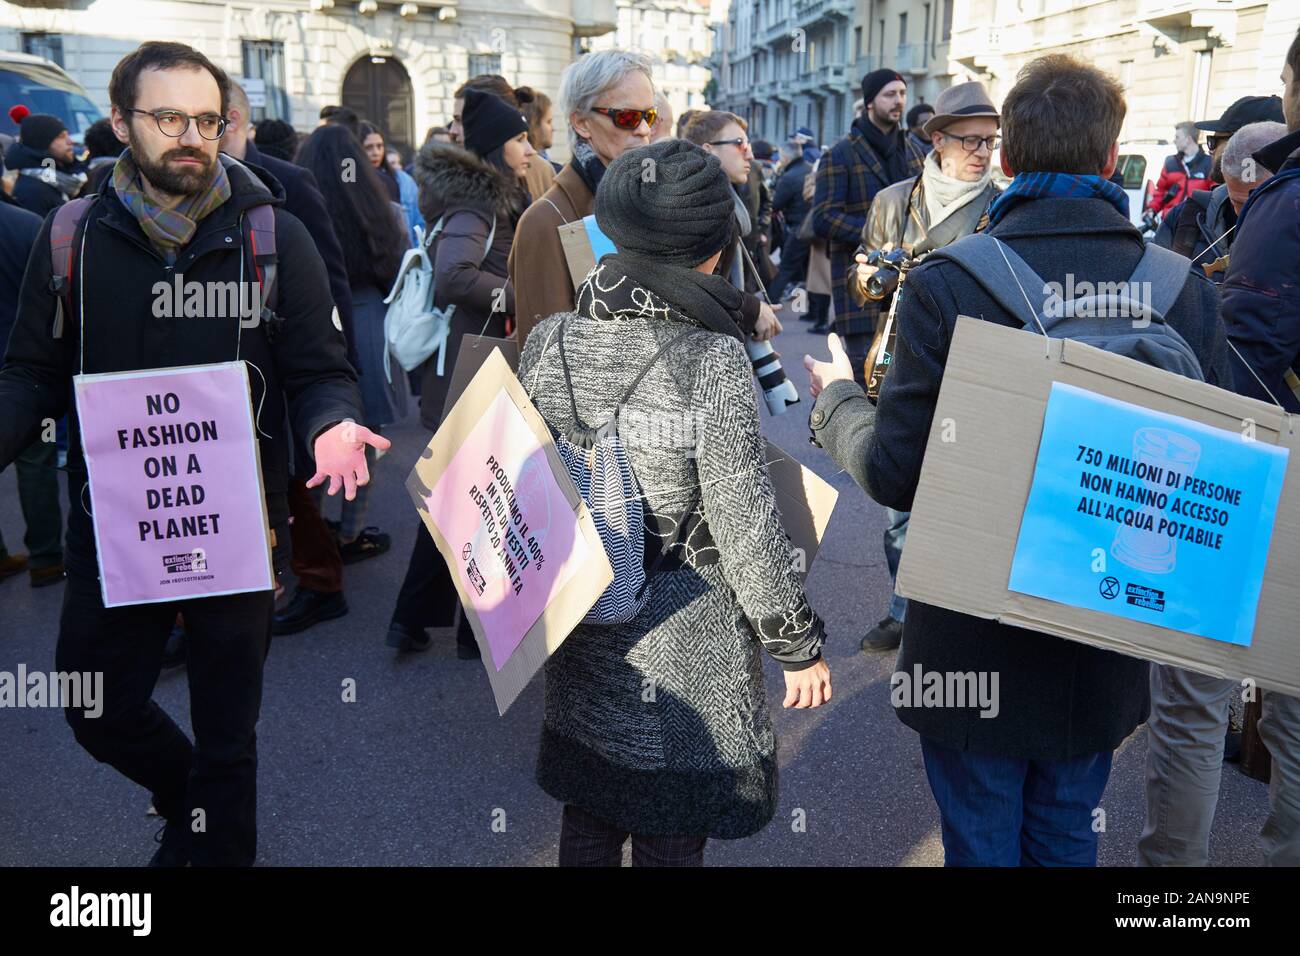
[{"xmin": 0, "ymin": 41, "xmax": 371, "ymax": 866}]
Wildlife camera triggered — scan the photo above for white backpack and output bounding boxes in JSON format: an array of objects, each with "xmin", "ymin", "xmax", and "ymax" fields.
[{"xmin": 382, "ymin": 215, "xmax": 496, "ymax": 384}]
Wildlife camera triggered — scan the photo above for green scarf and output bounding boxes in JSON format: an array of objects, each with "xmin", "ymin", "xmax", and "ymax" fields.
[{"xmin": 111, "ymin": 150, "xmax": 232, "ymax": 263}]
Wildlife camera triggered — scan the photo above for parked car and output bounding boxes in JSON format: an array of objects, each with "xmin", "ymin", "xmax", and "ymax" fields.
[
  {"xmin": 0, "ymin": 52, "xmax": 102, "ymax": 144},
  {"xmin": 1115, "ymin": 140, "xmax": 1173, "ymax": 231}
]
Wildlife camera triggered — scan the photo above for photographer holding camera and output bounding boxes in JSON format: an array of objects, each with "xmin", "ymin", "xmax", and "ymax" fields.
[{"xmin": 847, "ymin": 81, "xmax": 1002, "ymax": 653}]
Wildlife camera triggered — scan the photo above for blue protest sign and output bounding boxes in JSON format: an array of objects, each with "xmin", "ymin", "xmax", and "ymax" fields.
[
  {"xmin": 583, "ymin": 215, "xmax": 616, "ymax": 263},
  {"xmin": 1008, "ymin": 382, "xmax": 1289, "ymax": 646}
]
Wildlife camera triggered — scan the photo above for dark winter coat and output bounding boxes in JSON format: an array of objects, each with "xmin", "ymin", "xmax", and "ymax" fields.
[
  {"xmin": 4, "ymin": 140, "xmax": 80, "ymax": 220},
  {"xmin": 412, "ymin": 141, "xmax": 518, "ymax": 429},
  {"xmin": 1221, "ymin": 127, "xmax": 1300, "ymax": 412},
  {"xmin": 0, "ymin": 194, "xmax": 42, "ymax": 350},
  {"xmin": 771, "ymin": 156, "xmax": 812, "ymax": 237},
  {"xmin": 241, "ymin": 141, "xmax": 358, "ymax": 372},
  {"xmin": 0, "ymin": 155, "xmax": 362, "ymax": 578},
  {"xmin": 1153, "ymin": 184, "xmax": 1235, "ymax": 278},
  {"xmin": 809, "ymin": 196, "xmax": 1231, "ymax": 761}
]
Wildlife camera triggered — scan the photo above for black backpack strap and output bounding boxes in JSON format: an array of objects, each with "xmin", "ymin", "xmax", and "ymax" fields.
[{"xmin": 617, "ymin": 328, "xmax": 696, "ymax": 408}]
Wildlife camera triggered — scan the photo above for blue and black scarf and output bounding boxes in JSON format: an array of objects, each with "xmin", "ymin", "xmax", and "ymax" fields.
[{"xmin": 986, "ymin": 172, "xmax": 1130, "ymax": 228}]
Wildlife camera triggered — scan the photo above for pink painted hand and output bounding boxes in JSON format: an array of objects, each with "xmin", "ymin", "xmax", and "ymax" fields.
[{"xmin": 306, "ymin": 421, "xmax": 392, "ymax": 501}]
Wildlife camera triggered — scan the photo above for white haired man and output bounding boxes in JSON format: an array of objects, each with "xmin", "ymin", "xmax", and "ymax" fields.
[{"xmin": 508, "ymin": 50, "xmax": 656, "ymax": 347}]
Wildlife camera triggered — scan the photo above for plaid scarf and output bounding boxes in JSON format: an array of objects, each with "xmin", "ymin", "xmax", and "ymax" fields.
[
  {"xmin": 986, "ymin": 172, "xmax": 1129, "ymax": 229},
  {"xmin": 111, "ymin": 150, "xmax": 232, "ymax": 262}
]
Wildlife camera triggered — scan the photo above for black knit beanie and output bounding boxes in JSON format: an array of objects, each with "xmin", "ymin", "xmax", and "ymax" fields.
[
  {"xmin": 594, "ymin": 138, "xmax": 735, "ymax": 267},
  {"xmin": 10, "ymin": 105, "xmax": 67, "ymax": 152},
  {"xmin": 462, "ymin": 89, "xmax": 529, "ymax": 160},
  {"xmin": 861, "ymin": 69, "xmax": 905, "ymax": 107}
]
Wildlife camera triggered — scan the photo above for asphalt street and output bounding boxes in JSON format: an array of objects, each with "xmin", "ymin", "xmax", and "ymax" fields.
[{"xmin": 0, "ymin": 315, "xmax": 1273, "ymax": 866}]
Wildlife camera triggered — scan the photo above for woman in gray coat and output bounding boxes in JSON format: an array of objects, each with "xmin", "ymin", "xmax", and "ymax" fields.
[{"xmin": 518, "ymin": 138, "xmax": 832, "ymax": 866}]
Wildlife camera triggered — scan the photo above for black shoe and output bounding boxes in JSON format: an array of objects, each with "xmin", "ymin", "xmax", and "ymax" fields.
[
  {"xmin": 455, "ymin": 617, "xmax": 481, "ymax": 660},
  {"xmin": 148, "ymin": 819, "xmax": 190, "ymax": 867},
  {"xmin": 339, "ymin": 527, "xmax": 391, "ymax": 565},
  {"xmin": 161, "ymin": 622, "xmax": 187, "ymax": 669},
  {"xmin": 273, "ymin": 587, "xmax": 348, "ymax": 635},
  {"xmin": 1224, "ymin": 729, "xmax": 1243, "ymax": 763},
  {"xmin": 386, "ymin": 621, "xmax": 432, "ymax": 653},
  {"xmin": 810, "ymin": 321, "xmax": 831, "ymax": 334},
  {"xmin": 860, "ymin": 616, "xmax": 903, "ymax": 652}
]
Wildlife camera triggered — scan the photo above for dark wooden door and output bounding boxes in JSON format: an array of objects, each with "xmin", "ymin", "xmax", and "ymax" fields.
[{"xmin": 342, "ymin": 56, "xmax": 415, "ymax": 160}]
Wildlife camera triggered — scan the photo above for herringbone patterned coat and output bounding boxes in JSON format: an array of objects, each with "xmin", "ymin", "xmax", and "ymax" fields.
[{"xmin": 518, "ymin": 263, "xmax": 826, "ymax": 839}]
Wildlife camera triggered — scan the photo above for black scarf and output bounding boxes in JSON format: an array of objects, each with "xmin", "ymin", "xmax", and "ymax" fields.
[
  {"xmin": 576, "ymin": 253, "xmax": 745, "ymax": 343},
  {"xmin": 570, "ymin": 137, "xmax": 607, "ymax": 196},
  {"xmin": 855, "ymin": 115, "xmax": 911, "ymax": 183}
]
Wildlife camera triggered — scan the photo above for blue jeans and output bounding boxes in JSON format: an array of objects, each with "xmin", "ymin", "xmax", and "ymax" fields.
[
  {"xmin": 920, "ymin": 736, "xmax": 1114, "ymax": 866},
  {"xmin": 883, "ymin": 507, "xmax": 909, "ymax": 622}
]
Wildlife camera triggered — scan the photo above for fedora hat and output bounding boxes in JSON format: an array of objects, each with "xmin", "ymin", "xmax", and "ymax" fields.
[{"xmin": 922, "ymin": 81, "xmax": 999, "ymax": 137}]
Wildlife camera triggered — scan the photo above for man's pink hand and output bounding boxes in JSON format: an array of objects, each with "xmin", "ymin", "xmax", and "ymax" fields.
[{"xmin": 306, "ymin": 421, "xmax": 392, "ymax": 501}]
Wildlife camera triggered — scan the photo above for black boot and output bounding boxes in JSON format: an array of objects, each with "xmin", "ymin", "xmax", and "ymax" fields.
[
  {"xmin": 860, "ymin": 616, "xmax": 903, "ymax": 652},
  {"xmin": 386, "ymin": 620, "xmax": 432, "ymax": 653},
  {"xmin": 148, "ymin": 819, "xmax": 190, "ymax": 867},
  {"xmin": 273, "ymin": 587, "xmax": 348, "ymax": 635}
]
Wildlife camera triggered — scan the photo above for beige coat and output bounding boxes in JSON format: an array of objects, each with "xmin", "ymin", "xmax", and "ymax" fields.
[{"xmin": 508, "ymin": 163, "xmax": 593, "ymax": 350}]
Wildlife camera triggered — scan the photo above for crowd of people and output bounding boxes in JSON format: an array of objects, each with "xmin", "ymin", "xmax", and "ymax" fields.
[{"xmin": 1, "ymin": 33, "xmax": 1299, "ymax": 868}]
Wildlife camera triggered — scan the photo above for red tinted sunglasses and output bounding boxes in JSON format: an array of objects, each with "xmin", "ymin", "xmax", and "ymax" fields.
[{"xmin": 591, "ymin": 107, "xmax": 658, "ymax": 130}]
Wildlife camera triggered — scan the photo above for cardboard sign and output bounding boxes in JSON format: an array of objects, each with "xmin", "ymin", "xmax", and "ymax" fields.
[
  {"xmin": 1008, "ymin": 382, "xmax": 1287, "ymax": 646},
  {"xmin": 74, "ymin": 362, "xmax": 274, "ymax": 607},
  {"xmin": 764, "ymin": 441, "xmax": 839, "ymax": 583},
  {"xmin": 897, "ymin": 316, "xmax": 1300, "ymax": 695},
  {"xmin": 407, "ymin": 347, "xmax": 613, "ymax": 715},
  {"xmin": 438, "ymin": 334, "xmax": 519, "ymax": 427},
  {"xmin": 558, "ymin": 215, "xmax": 615, "ymax": 289}
]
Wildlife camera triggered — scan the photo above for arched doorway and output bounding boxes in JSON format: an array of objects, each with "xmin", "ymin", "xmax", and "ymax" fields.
[{"xmin": 342, "ymin": 55, "xmax": 415, "ymax": 160}]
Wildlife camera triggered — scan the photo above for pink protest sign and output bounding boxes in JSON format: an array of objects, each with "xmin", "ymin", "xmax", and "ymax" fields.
[
  {"xmin": 407, "ymin": 346, "xmax": 612, "ymax": 715},
  {"xmin": 74, "ymin": 362, "xmax": 274, "ymax": 607},
  {"xmin": 424, "ymin": 389, "xmax": 591, "ymax": 671}
]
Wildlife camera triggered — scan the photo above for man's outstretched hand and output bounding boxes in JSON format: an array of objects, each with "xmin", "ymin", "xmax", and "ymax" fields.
[
  {"xmin": 803, "ymin": 332, "xmax": 856, "ymax": 399},
  {"xmin": 307, "ymin": 421, "xmax": 392, "ymax": 501}
]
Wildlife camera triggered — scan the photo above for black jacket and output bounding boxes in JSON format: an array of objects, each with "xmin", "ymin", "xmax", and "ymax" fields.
[
  {"xmin": 3, "ymin": 140, "xmax": 76, "ymax": 220},
  {"xmin": 0, "ymin": 193, "xmax": 42, "ymax": 350},
  {"xmin": 0, "ymin": 154, "xmax": 363, "ymax": 577},
  {"xmin": 810, "ymin": 196, "xmax": 1231, "ymax": 761},
  {"xmin": 1221, "ymin": 127, "xmax": 1300, "ymax": 412},
  {"xmin": 1153, "ymin": 184, "xmax": 1235, "ymax": 278},
  {"xmin": 771, "ymin": 156, "xmax": 812, "ymax": 237},
  {"xmin": 241, "ymin": 142, "xmax": 358, "ymax": 371}
]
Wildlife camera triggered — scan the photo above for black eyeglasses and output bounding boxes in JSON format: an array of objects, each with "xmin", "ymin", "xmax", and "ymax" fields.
[
  {"xmin": 1206, "ymin": 135, "xmax": 1223, "ymax": 151},
  {"xmin": 590, "ymin": 107, "xmax": 657, "ymax": 131},
  {"xmin": 708, "ymin": 137, "xmax": 751, "ymax": 150},
  {"xmin": 940, "ymin": 132, "xmax": 1000, "ymax": 153},
  {"xmin": 123, "ymin": 107, "xmax": 227, "ymax": 141}
]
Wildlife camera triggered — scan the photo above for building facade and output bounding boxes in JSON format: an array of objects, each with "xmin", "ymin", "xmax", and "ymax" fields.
[
  {"xmin": 945, "ymin": 0, "xmax": 1298, "ymax": 143},
  {"xmin": 1, "ymin": 0, "xmax": 619, "ymax": 157},
  {"xmin": 710, "ymin": 0, "xmax": 954, "ymax": 147},
  {"xmin": 587, "ymin": 0, "xmax": 715, "ymax": 122}
]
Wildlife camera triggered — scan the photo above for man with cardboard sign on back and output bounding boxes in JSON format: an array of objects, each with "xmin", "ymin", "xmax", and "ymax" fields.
[
  {"xmin": 804, "ymin": 54, "xmax": 1230, "ymax": 866},
  {"xmin": 0, "ymin": 41, "xmax": 375, "ymax": 867}
]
